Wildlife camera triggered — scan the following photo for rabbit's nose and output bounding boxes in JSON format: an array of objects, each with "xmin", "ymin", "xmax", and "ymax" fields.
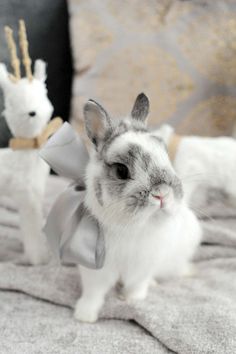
[
  {"xmin": 152, "ymin": 184, "xmax": 170, "ymax": 208},
  {"xmin": 152, "ymin": 194, "xmax": 164, "ymax": 208},
  {"xmin": 29, "ymin": 111, "xmax": 36, "ymax": 117}
]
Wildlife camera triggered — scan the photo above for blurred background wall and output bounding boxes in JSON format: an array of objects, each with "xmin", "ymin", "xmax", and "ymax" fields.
[{"xmin": 68, "ymin": 0, "xmax": 236, "ymax": 138}]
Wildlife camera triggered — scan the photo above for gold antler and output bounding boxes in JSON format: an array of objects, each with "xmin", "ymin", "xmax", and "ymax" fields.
[
  {"xmin": 4, "ymin": 26, "xmax": 21, "ymax": 81},
  {"xmin": 18, "ymin": 19, "xmax": 33, "ymax": 81}
]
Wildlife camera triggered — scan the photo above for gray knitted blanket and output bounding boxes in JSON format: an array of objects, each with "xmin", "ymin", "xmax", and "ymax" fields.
[{"xmin": 0, "ymin": 176, "xmax": 236, "ymax": 354}]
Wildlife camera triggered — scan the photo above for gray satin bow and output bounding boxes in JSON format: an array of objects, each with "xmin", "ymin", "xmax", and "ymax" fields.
[{"xmin": 39, "ymin": 122, "xmax": 105, "ymax": 269}]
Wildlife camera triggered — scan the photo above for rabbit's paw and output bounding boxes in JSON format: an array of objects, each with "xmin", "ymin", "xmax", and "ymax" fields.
[
  {"xmin": 74, "ymin": 299, "xmax": 98, "ymax": 323},
  {"xmin": 181, "ymin": 263, "xmax": 196, "ymax": 278}
]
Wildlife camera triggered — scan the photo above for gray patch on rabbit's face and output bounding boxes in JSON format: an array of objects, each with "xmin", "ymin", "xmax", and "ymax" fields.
[
  {"xmin": 116, "ymin": 143, "xmax": 151, "ymax": 172},
  {"xmin": 101, "ymin": 157, "xmax": 128, "ymax": 195},
  {"xmin": 102, "ymin": 140, "xmax": 183, "ymax": 202},
  {"xmin": 101, "ymin": 142, "xmax": 149, "ymax": 198},
  {"xmin": 103, "ymin": 163, "xmax": 129, "ymax": 195},
  {"xmin": 101, "ymin": 120, "xmax": 148, "ymax": 155},
  {"xmin": 149, "ymin": 168, "xmax": 171, "ymax": 187},
  {"xmin": 94, "ymin": 178, "xmax": 103, "ymax": 206},
  {"xmin": 103, "ymin": 143, "xmax": 151, "ymax": 177},
  {"xmin": 101, "ymin": 142, "xmax": 153, "ymax": 201},
  {"xmin": 150, "ymin": 168, "xmax": 183, "ymax": 199}
]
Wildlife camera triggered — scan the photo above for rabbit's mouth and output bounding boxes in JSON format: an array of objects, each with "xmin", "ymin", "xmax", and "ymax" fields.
[
  {"xmin": 150, "ymin": 192, "xmax": 176, "ymax": 213},
  {"xmin": 126, "ymin": 183, "xmax": 182, "ymax": 216}
]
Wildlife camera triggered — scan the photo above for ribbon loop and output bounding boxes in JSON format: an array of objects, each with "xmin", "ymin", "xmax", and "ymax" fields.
[{"xmin": 40, "ymin": 122, "xmax": 89, "ymax": 182}]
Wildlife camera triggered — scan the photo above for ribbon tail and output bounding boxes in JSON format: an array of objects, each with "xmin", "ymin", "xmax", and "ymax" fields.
[
  {"xmin": 61, "ymin": 211, "xmax": 105, "ymax": 269},
  {"xmin": 44, "ymin": 184, "xmax": 85, "ymax": 259}
]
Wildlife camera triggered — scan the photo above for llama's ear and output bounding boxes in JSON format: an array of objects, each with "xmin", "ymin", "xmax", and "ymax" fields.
[
  {"xmin": 131, "ymin": 93, "xmax": 149, "ymax": 124},
  {"xmin": 34, "ymin": 59, "xmax": 47, "ymax": 82},
  {"xmin": 84, "ymin": 99, "xmax": 112, "ymax": 146},
  {"xmin": 0, "ymin": 63, "xmax": 11, "ymax": 90}
]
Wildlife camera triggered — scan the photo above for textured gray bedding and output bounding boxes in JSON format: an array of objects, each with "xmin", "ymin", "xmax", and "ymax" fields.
[{"xmin": 0, "ymin": 176, "xmax": 236, "ymax": 354}]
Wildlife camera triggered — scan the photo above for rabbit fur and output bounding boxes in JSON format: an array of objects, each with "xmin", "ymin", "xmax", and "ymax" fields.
[
  {"xmin": 0, "ymin": 60, "xmax": 53, "ymax": 265},
  {"xmin": 74, "ymin": 94, "xmax": 202, "ymax": 323}
]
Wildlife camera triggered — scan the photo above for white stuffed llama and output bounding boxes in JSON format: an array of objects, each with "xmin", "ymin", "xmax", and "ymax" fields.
[{"xmin": 0, "ymin": 20, "xmax": 59, "ymax": 265}]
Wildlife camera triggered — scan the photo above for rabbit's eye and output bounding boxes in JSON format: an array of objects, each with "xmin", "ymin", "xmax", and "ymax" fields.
[{"xmin": 114, "ymin": 163, "xmax": 130, "ymax": 180}]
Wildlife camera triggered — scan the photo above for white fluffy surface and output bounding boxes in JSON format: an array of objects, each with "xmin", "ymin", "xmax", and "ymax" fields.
[{"xmin": 0, "ymin": 176, "xmax": 236, "ymax": 353}]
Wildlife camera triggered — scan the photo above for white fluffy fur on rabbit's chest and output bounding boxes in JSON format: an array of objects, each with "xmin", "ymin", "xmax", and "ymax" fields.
[
  {"xmin": 103, "ymin": 205, "xmax": 200, "ymax": 283},
  {"xmin": 0, "ymin": 148, "xmax": 49, "ymax": 196}
]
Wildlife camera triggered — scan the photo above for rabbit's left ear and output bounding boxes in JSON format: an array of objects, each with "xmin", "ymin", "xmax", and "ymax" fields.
[
  {"xmin": 84, "ymin": 100, "xmax": 112, "ymax": 146},
  {"xmin": 131, "ymin": 93, "xmax": 149, "ymax": 124},
  {"xmin": 0, "ymin": 63, "xmax": 11, "ymax": 90},
  {"xmin": 34, "ymin": 59, "xmax": 47, "ymax": 82}
]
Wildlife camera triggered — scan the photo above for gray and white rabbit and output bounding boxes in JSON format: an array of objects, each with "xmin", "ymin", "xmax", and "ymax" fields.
[{"xmin": 75, "ymin": 94, "xmax": 202, "ymax": 323}]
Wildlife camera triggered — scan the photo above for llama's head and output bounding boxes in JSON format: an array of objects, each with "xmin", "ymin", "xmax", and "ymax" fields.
[
  {"xmin": 0, "ymin": 20, "xmax": 53, "ymax": 139},
  {"xmin": 0, "ymin": 61, "xmax": 53, "ymax": 138}
]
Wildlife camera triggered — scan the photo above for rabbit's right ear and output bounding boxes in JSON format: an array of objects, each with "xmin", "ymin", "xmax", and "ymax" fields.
[
  {"xmin": 0, "ymin": 63, "xmax": 11, "ymax": 90},
  {"xmin": 131, "ymin": 93, "xmax": 149, "ymax": 124},
  {"xmin": 84, "ymin": 100, "xmax": 112, "ymax": 146}
]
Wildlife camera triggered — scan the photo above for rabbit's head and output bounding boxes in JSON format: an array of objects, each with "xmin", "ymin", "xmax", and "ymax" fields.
[
  {"xmin": 84, "ymin": 93, "xmax": 183, "ymax": 226},
  {"xmin": 0, "ymin": 60, "xmax": 53, "ymax": 138}
]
